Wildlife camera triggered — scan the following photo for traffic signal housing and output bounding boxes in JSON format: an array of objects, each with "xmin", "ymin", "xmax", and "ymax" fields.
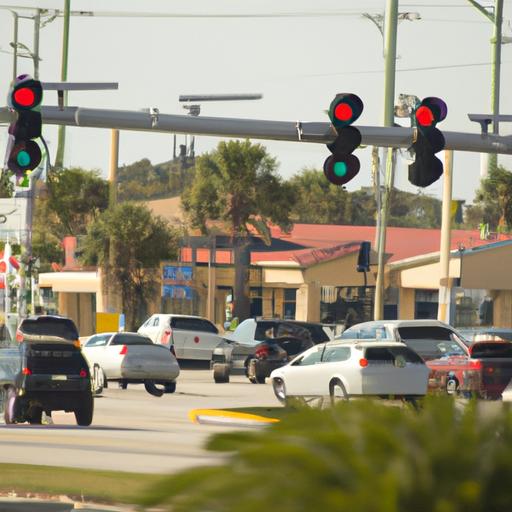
[
  {"xmin": 5, "ymin": 75, "xmax": 43, "ymax": 186},
  {"xmin": 408, "ymin": 96, "xmax": 447, "ymax": 188},
  {"xmin": 324, "ymin": 93, "xmax": 363, "ymax": 186}
]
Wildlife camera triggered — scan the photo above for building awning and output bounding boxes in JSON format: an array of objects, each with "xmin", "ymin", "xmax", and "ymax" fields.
[{"xmin": 38, "ymin": 272, "xmax": 101, "ymax": 293}]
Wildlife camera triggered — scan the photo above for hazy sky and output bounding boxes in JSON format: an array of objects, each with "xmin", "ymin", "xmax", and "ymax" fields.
[{"xmin": 1, "ymin": 0, "xmax": 511, "ymax": 203}]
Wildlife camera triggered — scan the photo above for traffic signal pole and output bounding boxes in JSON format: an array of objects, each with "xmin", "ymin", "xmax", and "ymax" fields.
[
  {"xmin": 1, "ymin": 105, "xmax": 510, "ymax": 153},
  {"xmin": 374, "ymin": 0, "xmax": 398, "ymax": 321}
]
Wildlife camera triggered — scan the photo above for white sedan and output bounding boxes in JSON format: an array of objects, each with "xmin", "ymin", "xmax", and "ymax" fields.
[
  {"xmin": 82, "ymin": 332, "xmax": 180, "ymax": 396},
  {"xmin": 270, "ymin": 340, "xmax": 429, "ymax": 404}
]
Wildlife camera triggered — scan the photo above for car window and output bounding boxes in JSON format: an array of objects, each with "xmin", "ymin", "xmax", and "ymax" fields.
[
  {"xmin": 152, "ymin": 317, "xmax": 160, "ymax": 327},
  {"xmin": 471, "ymin": 342, "xmax": 512, "ymax": 359},
  {"xmin": 111, "ymin": 334, "xmax": 153, "ymax": 345},
  {"xmin": 19, "ymin": 316, "xmax": 79, "ymax": 340},
  {"xmin": 397, "ymin": 327, "xmax": 467, "ymax": 360},
  {"xmin": 171, "ymin": 317, "xmax": 218, "ymax": 333},
  {"xmin": 321, "ymin": 346, "xmax": 351, "ymax": 363},
  {"xmin": 231, "ymin": 320, "xmax": 257, "ymax": 342},
  {"xmin": 292, "ymin": 346, "xmax": 324, "ymax": 366},
  {"xmin": 255, "ymin": 322, "xmax": 277, "ymax": 340},
  {"xmin": 339, "ymin": 325, "xmax": 390, "ymax": 341},
  {"xmin": 85, "ymin": 334, "xmax": 111, "ymax": 347},
  {"xmin": 364, "ymin": 346, "xmax": 424, "ymax": 365}
]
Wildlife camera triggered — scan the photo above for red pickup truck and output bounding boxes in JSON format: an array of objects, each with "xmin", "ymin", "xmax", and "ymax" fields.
[{"xmin": 340, "ymin": 320, "xmax": 512, "ymax": 399}]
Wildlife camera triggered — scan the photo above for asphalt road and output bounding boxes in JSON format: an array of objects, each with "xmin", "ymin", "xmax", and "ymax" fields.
[{"xmin": 0, "ymin": 366, "xmax": 282, "ymax": 474}]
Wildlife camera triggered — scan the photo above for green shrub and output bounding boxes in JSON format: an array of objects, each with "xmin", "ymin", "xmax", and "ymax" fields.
[{"xmin": 141, "ymin": 397, "xmax": 512, "ymax": 512}]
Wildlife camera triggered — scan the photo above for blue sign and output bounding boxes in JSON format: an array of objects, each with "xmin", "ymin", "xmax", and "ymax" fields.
[
  {"xmin": 163, "ymin": 265, "xmax": 193, "ymax": 282},
  {"xmin": 163, "ymin": 285, "xmax": 193, "ymax": 300}
]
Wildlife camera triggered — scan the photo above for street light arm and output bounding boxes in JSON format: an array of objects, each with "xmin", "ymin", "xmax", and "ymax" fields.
[{"xmin": 466, "ymin": 0, "xmax": 494, "ymax": 23}]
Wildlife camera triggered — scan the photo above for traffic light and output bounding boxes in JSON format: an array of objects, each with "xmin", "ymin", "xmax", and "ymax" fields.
[
  {"xmin": 324, "ymin": 93, "xmax": 363, "ymax": 186},
  {"xmin": 408, "ymin": 96, "xmax": 447, "ymax": 188},
  {"xmin": 5, "ymin": 74, "xmax": 43, "ymax": 186}
]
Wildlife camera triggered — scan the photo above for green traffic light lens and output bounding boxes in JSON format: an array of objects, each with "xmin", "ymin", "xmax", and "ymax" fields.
[
  {"xmin": 16, "ymin": 150, "xmax": 31, "ymax": 167},
  {"xmin": 334, "ymin": 161, "xmax": 347, "ymax": 177}
]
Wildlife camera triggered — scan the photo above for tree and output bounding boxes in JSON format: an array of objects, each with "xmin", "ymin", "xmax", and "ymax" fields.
[
  {"xmin": 467, "ymin": 165, "xmax": 512, "ymax": 232},
  {"xmin": 182, "ymin": 140, "xmax": 296, "ymax": 321},
  {"xmin": 32, "ymin": 167, "xmax": 109, "ymax": 272},
  {"xmin": 45, "ymin": 167, "xmax": 109, "ymax": 238},
  {"xmin": 140, "ymin": 397, "xmax": 512, "ymax": 512},
  {"xmin": 81, "ymin": 203, "xmax": 179, "ymax": 330},
  {"xmin": 288, "ymin": 168, "xmax": 351, "ymax": 224}
]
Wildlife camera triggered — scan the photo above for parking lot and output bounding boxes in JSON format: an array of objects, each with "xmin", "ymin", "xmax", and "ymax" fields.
[{"xmin": 0, "ymin": 366, "xmax": 282, "ymax": 474}]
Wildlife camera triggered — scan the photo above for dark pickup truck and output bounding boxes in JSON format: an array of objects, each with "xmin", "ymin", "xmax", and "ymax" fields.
[{"xmin": 0, "ymin": 315, "xmax": 93, "ymax": 426}]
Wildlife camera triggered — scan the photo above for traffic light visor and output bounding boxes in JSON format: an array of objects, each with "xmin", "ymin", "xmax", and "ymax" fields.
[{"xmin": 417, "ymin": 97, "xmax": 447, "ymax": 126}]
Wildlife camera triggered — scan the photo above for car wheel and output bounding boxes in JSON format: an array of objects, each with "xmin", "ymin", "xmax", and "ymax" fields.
[
  {"xmin": 144, "ymin": 380, "xmax": 165, "ymax": 397},
  {"xmin": 164, "ymin": 381, "xmax": 177, "ymax": 394},
  {"xmin": 446, "ymin": 377, "xmax": 459, "ymax": 395},
  {"xmin": 213, "ymin": 363, "xmax": 230, "ymax": 383},
  {"xmin": 74, "ymin": 393, "xmax": 94, "ymax": 426},
  {"xmin": 92, "ymin": 364, "xmax": 104, "ymax": 395},
  {"xmin": 247, "ymin": 359, "xmax": 266, "ymax": 384},
  {"xmin": 4, "ymin": 387, "xmax": 20, "ymax": 424},
  {"xmin": 330, "ymin": 379, "xmax": 349, "ymax": 404},
  {"xmin": 272, "ymin": 377, "xmax": 287, "ymax": 404},
  {"xmin": 118, "ymin": 380, "xmax": 128, "ymax": 390},
  {"xmin": 27, "ymin": 407, "xmax": 43, "ymax": 425}
]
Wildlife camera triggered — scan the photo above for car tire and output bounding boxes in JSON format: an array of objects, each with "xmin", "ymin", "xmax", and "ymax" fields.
[
  {"xmin": 213, "ymin": 363, "xmax": 230, "ymax": 383},
  {"xmin": 248, "ymin": 359, "xmax": 266, "ymax": 384},
  {"xmin": 74, "ymin": 393, "xmax": 94, "ymax": 426},
  {"xmin": 329, "ymin": 379, "xmax": 349, "ymax": 404},
  {"xmin": 92, "ymin": 364, "xmax": 104, "ymax": 395},
  {"xmin": 27, "ymin": 407, "xmax": 43, "ymax": 425},
  {"xmin": 163, "ymin": 381, "xmax": 177, "ymax": 394},
  {"xmin": 118, "ymin": 380, "xmax": 128, "ymax": 390},
  {"xmin": 446, "ymin": 377, "xmax": 459, "ymax": 395},
  {"xmin": 144, "ymin": 380, "xmax": 165, "ymax": 397},
  {"xmin": 272, "ymin": 377, "xmax": 288, "ymax": 405},
  {"xmin": 4, "ymin": 387, "xmax": 20, "ymax": 424}
]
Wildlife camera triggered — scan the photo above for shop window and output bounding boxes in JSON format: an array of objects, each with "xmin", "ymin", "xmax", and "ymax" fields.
[{"xmin": 283, "ymin": 288, "xmax": 297, "ymax": 320}]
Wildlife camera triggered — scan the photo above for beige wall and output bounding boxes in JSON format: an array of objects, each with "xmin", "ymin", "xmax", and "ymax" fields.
[
  {"xmin": 57, "ymin": 292, "xmax": 95, "ymax": 337},
  {"xmin": 304, "ymin": 252, "xmax": 376, "ymax": 287},
  {"xmin": 494, "ymin": 290, "xmax": 512, "ymax": 328},
  {"xmin": 398, "ymin": 288, "xmax": 415, "ymax": 319},
  {"xmin": 461, "ymin": 246, "xmax": 512, "ymax": 290},
  {"xmin": 296, "ymin": 282, "xmax": 321, "ymax": 322}
]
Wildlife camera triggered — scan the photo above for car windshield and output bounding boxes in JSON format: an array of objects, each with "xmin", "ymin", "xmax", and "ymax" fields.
[{"xmin": 397, "ymin": 326, "xmax": 467, "ymax": 360}]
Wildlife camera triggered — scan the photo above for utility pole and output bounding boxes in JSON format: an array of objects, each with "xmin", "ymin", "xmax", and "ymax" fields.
[
  {"xmin": 437, "ymin": 150, "xmax": 454, "ymax": 323},
  {"xmin": 373, "ymin": 0, "xmax": 398, "ymax": 321},
  {"xmin": 467, "ymin": 0, "xmax": 509, "ymax": 175},
  {"xmin": 54, "ymin": 0, "xmax": 71, "ymax": 169}
]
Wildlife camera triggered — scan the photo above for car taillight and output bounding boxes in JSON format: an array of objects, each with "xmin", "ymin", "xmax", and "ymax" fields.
[
  {"xmin": 255, "ymin": 344, "xmax": 270, "ymax": 359},
  {"xmin": 162, "ymin": 329, "xmax": 173, "ymax": 344},
  {"xmin": 170, "ymin": 345, "xmax": 176, "ymax": 357},
  {"xmin": 22, "ymin": 367, "xmax": 32, "ymax": 375},
  {"xmin": 119, "ymin": 345, "xmax": 128, "ymax": 355},
  {"xmin": 359, "ymin": 358, "xmax": 369, "ymax": 368},
  {"xmin": 469, "ymin": 360, "xmax": 483, "ymax": 370},
  {"xmin": 79, "ymin": 369, "xmax": 88, "ymax": 378},
  {"xmin": 16, "ymin": 330, "xmax": 23, "ymax": 343}
]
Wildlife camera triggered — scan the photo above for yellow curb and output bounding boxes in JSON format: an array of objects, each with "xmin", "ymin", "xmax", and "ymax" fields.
[{"xmin": 189, "ymin": 408, "xmax": 280, "ymax": 424}]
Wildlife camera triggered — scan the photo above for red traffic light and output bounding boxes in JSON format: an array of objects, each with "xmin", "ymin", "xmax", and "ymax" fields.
[
  {"xmin": 329, "ymin": 93, "xmax": 363, "ymax": 129},
  {"xmin": 415, "ymin": 97, "xmax": 447, "ymax": 128},
  {"xmin": 334, "ymin": 103, "xmax": 353, "ymax": 123},
  {"xmin": 13, "ymin": 87, "xmax": 36, "ymax": 108},
  {"xmin": 8, "ymin": 76, "xmax": 43, "ymax": 111},
  {"xmin": 416, "ymin": 105, "xmax": 435, "ymax": 127}
]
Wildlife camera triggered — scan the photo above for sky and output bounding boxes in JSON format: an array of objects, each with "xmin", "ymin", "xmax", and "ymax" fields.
[{"xmin": 0, "ymin": 0, "xmax": 511, "ymax": 204}]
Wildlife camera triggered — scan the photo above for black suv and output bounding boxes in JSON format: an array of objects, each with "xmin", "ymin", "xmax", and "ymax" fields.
[
  {"xmin": 211, "ymin": 319, "xmax": 332, "ymax": 384},
  {"xmin": 0, "ymin": 315, "xmax": 93, "ymax": 426}
]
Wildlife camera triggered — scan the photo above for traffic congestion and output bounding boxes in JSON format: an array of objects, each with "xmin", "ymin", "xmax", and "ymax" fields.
[{"xmin": 2, "ymin": 313, "xmax": 512, "ymax": 427}]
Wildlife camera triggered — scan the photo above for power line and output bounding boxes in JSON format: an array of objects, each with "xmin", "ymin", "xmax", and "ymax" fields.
[{"xmin": 304, "ymin": 60, "xmax": 512, "ymax": 77}]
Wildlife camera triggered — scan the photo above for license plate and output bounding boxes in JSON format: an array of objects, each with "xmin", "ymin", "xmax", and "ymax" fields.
[{"xmin": 51, "ymin": 375, "xmax": 67, "ymax": 381}]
